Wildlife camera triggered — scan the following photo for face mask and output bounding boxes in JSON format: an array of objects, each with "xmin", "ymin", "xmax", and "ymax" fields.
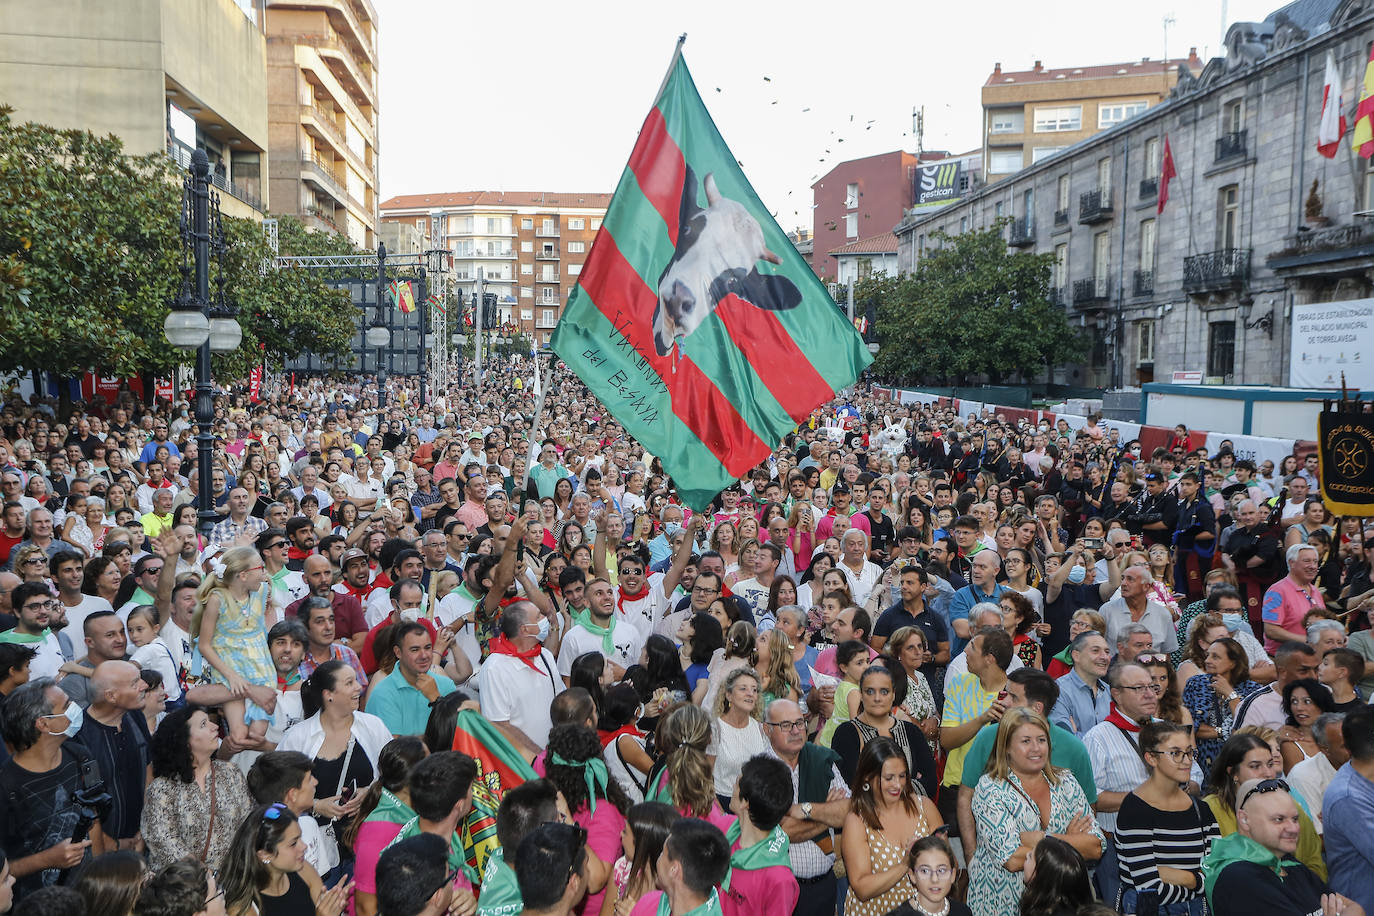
[
  {"xmin": 399, "ymin": 607, "xmax": 422, "ymax": 623},
  {"xmin": 1221, "ymin": 612, "xmax": 1246, "ymax": 633},
  {"xmin": 533, "ymin": 616, "xmax": 550, "ymax": 643},
  {"xmin": 1067, "ymin": 564, "xmax": 1087, "ymax": 585},
  {"xmin": 1129, "ymin": 448, "xmax": 1141, "ymax": 458},
  {"xmin": 663, "ymin": 522, "xmax": 682, "ymax": 538},
  {"xmin": 46, "ymin": 701, "xmax": 83, "ymax": 738}
]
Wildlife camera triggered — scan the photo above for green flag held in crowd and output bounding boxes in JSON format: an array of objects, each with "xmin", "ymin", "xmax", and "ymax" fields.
[{"xmin": 550, "ymin": 39, "xmax": 871, "ymax": 510}]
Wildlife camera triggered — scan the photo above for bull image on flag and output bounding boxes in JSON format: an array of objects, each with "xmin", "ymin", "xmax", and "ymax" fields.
[{"xmin": 551, "ymin": 39, "xmax": 871, "ymax": 510}]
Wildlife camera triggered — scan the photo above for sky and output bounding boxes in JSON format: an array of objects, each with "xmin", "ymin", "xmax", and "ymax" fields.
[{"xmin": 375, "ymin": 0, "xmax": 1277, "ymax": 236}]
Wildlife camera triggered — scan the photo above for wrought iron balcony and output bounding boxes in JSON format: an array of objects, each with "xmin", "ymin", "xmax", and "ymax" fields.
[
  {"xmin": 1215, "ymin": 130, "xmax": 1247, "ymax": 163},
  {"xmin": 1078, "ymin": 189, "xmax": 1113, "ymax": 224},
  {"xmin": 1139, "ymin": 177, "xmax": 1158, "ymax": 201},
  {"xmin": 1073, "ymin": 277, "xmax": 1111, "ymax": 306},
  {"xmin": 1133, "ymin": 269, "xmax": 1154, "ymax": 296},
  {"xmin": 1054, "ymin": 209, "xmax": 1069, "ymax": 227},
  {"xmin": 1050, "ymin": 285, "xmax": 1070, "ymax": 306},
  {"xmin": 1183, "ymin": 248, "xmax": 1251, "ymax": 293},
  {"xmin": 1008, "ymin": 218, "xmax": 1035, "ymax": 247}
]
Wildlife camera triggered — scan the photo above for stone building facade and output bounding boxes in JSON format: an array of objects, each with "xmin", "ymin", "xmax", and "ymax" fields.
[{"xmin": 895, "ymin": 0, "xmax": 1374, "ymax": 390}]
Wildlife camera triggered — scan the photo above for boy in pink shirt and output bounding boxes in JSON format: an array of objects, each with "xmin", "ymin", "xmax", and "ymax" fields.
[
  {"xmin": 720, "ymin": 756, "xmax": 799, "ymax": 916},
  {"xmin": 629, "ymin": 819, "xmax": 731, "ymax": 916}
]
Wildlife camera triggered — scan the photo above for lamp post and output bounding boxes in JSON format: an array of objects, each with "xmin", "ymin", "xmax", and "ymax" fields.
[
  {"xmin": 370, "ymin": 242, "xmax": 390, "ymax": 408},
  {"xmin": 163, "ymin": 148, "xmax": 241, "ymax": 541}
]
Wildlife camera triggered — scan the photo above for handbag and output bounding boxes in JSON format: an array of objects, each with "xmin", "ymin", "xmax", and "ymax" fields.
[
  {"xmin": 200, "ymin": 765, "xmax": 218, "ymax": 863},
  {"xmin": 319, "ymin": 736, "xmax": 356, "ymax": 852}
]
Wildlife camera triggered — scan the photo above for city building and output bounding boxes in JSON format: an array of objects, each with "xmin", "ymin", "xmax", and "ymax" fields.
[
  {"xmin": 0, "ymin": 0, "xmax": 270, "ymax": 220},
  {"xmin": 982, "ymin": 51, "xmax": 1202, "ymax": 183},
  {"xmin": 379, "ymin": 192, "xmax": 611, "ymax": 346},
  {"xmin": 894, "ymin": 0, "xmax": 1372, "ymax": 390},
  {"xmin": 829, "ymin": 233, "xmax": 900, "ymax": 285},
  {"xmin": 265, "ymin": 0, "xmax": 380, "ymax": 247}
]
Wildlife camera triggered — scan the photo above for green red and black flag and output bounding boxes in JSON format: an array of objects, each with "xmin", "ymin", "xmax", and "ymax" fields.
[
  {"xmin": 449, "ymin": 709, "xmax": 536, "ymax": 875},
  {"xmin": 550, "ymin": 42, "xmax": 871, "ymax": 510}
]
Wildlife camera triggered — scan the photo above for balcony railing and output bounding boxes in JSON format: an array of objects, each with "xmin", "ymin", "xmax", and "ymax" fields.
[
  {"xmin": 535, "ymin": 228, "xmax": 560, "ymax": 238},
  {"xmin": 535, "ymin": 315, "xmax": 559, "ymax": 329},
  {"xmin": 1215, "ymin": 130, "xmax": 1247, "ymax": 162},
  {"xmin": 1008, "ymin": 218, "xmax": 1036, "ymax": 247},
  {"xmin": 1053, "ymin": 209, "xmax": 1069, "ymax": 228},
  {"xmin": 167, "ymin": 140, "xmax": 263, "ymax": 211},
  {"xmin": 1079, "ymin": 189, "xmax": 1113, "ymax": 224},
  {"xmin": 1073, "ymin": 277, "xmax": 1111, "ymax": 306},
  {"xmin": 536, "ymin": 273, "xmax": 560, "ymax": 283},
  {"xmin": 303, "ymin": 205, "xmax": 342, "ymax": 234},
  {"xmin": 1133, "ymin": 268, "xmax": 1154, "ymax": 296},
  {"xmin": 536, "ymin": 247, "xmax": 560, "ymax": 260},
  {"xmin": 477, "ymin": 249, "xmax": 515, "ymax": 259},
  {"xmin": 1183, "ymin": 248, "xmax": 1251, "ymax": 293},
  {"xmin": 1269, "ymin": 223, "xmax": 1374, "ymax": 261},
  {"xmin": 1139, "ymin": 177, "xmax": 1158, "ymax": 201},
  {"xmin": 1050, "ymin": 285, "xmax": 1070, "ymax": 306}
]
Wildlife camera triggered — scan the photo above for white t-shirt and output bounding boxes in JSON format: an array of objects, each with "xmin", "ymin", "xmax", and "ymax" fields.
[
  {"xmin": 558, "ymin": 620, "xmax": 645, "ymax": 676},
  {"xmin": 61, "ymin": 594, "xmax": 114, "ymax": 643},
  {"xmin": 706, "ymin": 716, "xmax": 770, "ymax": 795},
  {"xmin": 299, "ymin": 813, "xmax": 339, "ymax": 875},
  {"xmin": 131, "ymin": 638, "xmax": 183, "ymax": 701},
  {"xmin": 436, "ymin": 588, "xmax": 482, "ymax": 677},
  {"xmin": 482, "ymin": 649, "xmax": 562, "ymax": 749},
  {"xmin": 615, "ymin": 573, "xmax": 671, "ymax": 634},
  {"xmin": 730, "ymin": 577, "xmax": 772, "ymax": 623}
]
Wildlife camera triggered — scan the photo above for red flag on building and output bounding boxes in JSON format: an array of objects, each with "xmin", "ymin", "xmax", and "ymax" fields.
[
  {"xmin": 1318, "ymin": 50, "xmax": 1347, "ymax": 158},
  {"xmin": 1158, "ymin": 136, "xmax": 1177, "ymax": 216}
]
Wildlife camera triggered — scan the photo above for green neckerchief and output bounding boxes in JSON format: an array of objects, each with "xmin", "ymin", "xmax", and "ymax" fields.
[
  {"xmin": 656, "ymin": 887, "xmax": 722, "ymax": 916},
  {"xmin": 649, "ymin": 769, "xmax": 674, "ymax": 805},
  {"xmin": 1201, "ymin": 830, "xmax": 1301, "ymax": 903},
  {"xmin": 572, "ymin": 608, "xmax": 616, "ymax": 656},
  {"xmin": 722, "ymin": 821, "xmax": 791, "ymax": 890},
  {"xmin": 366, "ymin": 788, "xmax": 414, "ymax": 826},
  {"xmin": 476, "ymin": 847, "xmax": 523, "ymax": 916},
  {"xmin": 385, "ymin": 816, "xmax": 479, "ymax": 885},
  {"xmin": 549, "ymin": 752, "xmax": 609, "ymax": 814},
  {"xmin": 1051, "ymin": 644, "xmax": 1074, "ymax": 668},
  {"xmin": 0, "ymin": 628, "xmax": 47, "ymax": 644}
]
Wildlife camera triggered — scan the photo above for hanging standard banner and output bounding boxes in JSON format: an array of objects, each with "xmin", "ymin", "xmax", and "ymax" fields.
[{"xmin": 1317, "ymin": 401, "xmax": 1374, "ymax": 514}]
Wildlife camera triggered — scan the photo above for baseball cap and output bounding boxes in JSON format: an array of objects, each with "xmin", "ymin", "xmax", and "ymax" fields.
[{"xmin": 340, "ymin": 548, "xmax": 369, "ymax": 569}]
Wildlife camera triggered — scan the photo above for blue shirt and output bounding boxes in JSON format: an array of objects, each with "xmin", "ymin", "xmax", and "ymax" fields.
[
  {"xmin": 366, "ymin": 669, "xmax": 457, "ymax": 736},
  {"xmin": 1050, "ymin": 669, "xmax": 1111, "ymax": 737},
  {"xmin": 1323, "ymin": 762, "xmax": 1374, "ymax": 911},
  {"xmin": 947, "ymin": 583, "xmax": 1006, "ymax": 657}
]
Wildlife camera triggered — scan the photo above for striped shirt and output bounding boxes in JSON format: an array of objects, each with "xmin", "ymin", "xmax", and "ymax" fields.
[
  {"xmin": 1114, "ymin": 792, "xmax": 1219, "ymax": 905},
  {"xmin": 1082, "ymin": 720, "xmax": 1205, "ymax": 833}
]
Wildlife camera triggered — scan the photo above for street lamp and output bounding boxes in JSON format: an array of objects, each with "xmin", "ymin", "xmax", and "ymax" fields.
[{"xmin": 164, "ymin": 147, "xmax": 241, "ymax": 541}]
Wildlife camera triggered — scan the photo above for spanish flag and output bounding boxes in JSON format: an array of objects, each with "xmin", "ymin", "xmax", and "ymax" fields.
[
  {"xmin": 393, "ymin": 280, "xmax": 416, "ymax": 313},
  {"xmin": 1353, "ymin": 43, "xmax": 1374, "ymax": 159}
]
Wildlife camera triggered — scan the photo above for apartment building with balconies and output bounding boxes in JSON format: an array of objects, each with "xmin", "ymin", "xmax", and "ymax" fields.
[
  {"xmin": 982, "ymin": 51, "xmax": 1202, "ymax": 184},
  {"xmin": 0, "ymin": 0, "xmax": 270, "ymax": 220},
  {"xmin": 379, "ymin": 192, "xmax": 611, "ymax": 345},
  {"xmin": 265, "ymin": 0, "xmax": 379, "ymax": 247},
  {"xmin": 896, "ymin": 0, "xmax": 1373, "ymax": 390}
]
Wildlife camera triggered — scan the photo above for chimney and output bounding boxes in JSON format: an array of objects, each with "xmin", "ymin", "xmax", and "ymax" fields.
[
  {"xmin": 1189, "ymin": 47, "xmax": 1199, "ymax": 62},
  {"xmin": 993, "ymin": 62, "xmax": 1001, "ymax": 75},
  {"xmin": 1033, "ymin": 59, "xmax": 1043, "ymax": 71}
]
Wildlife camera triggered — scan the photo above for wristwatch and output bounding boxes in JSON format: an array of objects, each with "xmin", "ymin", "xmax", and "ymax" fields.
[{"xmin": 801, "ymin": 802, "xmax": 814, "ymax": 820}]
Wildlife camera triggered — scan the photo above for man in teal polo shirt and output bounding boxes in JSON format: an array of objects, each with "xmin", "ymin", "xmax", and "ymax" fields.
[
  {"xmin": 955, "ymin": 667, "xmax": 1097, "ymax": 861},
  {"xmin": 366, "ymin": 620, "xmax": 456, "ymax": 736}
]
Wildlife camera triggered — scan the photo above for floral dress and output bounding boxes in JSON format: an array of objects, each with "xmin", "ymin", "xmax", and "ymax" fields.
[
  {"xmin": 1182, "ymin": 674, "xmax": 1261, "ymax": 784},
  {"xmin": 900, "ymin": 667, "xmax": 940, "ymax": 759},
  {"xmin": 206, "ymin": 585, "xmax": 275, "ymax": 723},
  {"xmin": 843, "ymin": 805, "xmax": 929, "ymax": 916},
  {"xmin": 969, "ymin": 770, "xmax": 1103, "ymax": 916}
]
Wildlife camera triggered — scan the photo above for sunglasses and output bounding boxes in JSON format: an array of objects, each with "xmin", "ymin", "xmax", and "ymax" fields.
[
  {"xmin": 1136, "ymin": 653, "xmax": 1170, "ymax": 665},
  {"xmin": 1240, "ymin": 778, "xmax": 1290, "ymax": 808}
]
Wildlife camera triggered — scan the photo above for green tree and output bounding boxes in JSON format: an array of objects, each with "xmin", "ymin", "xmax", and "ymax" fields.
[
  {"xmin": 869, "ymin": 223, "xmax": 1086, "ymax": 385},
  {"xmin": 0, "ymin": 107, "xmax": 358, "ymax": 384}
]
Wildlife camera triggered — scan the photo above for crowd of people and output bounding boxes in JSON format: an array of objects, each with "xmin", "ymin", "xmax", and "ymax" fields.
[{"xmin": 0, "ymin": 355, "xmax": 1370, "ymax": 916}]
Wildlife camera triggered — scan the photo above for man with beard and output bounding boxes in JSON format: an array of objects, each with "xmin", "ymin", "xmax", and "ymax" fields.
[{"xmin": 1222, "ymin": 499, "xmax": 1284, "ymax": 635}]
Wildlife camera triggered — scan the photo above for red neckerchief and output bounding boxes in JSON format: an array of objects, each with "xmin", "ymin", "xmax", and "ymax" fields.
[
  {"xmin": 617, "ymin": 584, "xmax": 649, "ymax": 617},
  {"xmin": 287, "ymin": 545, "xmax": 311, "ymax": 562},
  {"xmin": 597, "ymin": 723, "xmax": 643, "ymax": 749},
  {"xmin": 373, "ymin": 572, "xmax": 393, "ymax": 590},
  {"xmin": 340, "ymin": 581, "xmax": 371, "ymax": 602},
  {"xmin": 488, "ymin": 634, "xmax": 544, "ymax": 672},
  {"xmin": 1105, "ymin": 703, "xmax": 1141, "ymax": 732}
]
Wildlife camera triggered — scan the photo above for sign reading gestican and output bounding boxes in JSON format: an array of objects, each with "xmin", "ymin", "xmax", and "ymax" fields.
[{"xmin": 1289, "ymin": 299, "xmax": 1374, "ymax": 390}]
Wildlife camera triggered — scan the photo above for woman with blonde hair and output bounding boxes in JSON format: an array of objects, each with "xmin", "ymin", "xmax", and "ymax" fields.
[
  {"xmin": 697, "ymin": 620, "xmax": 756, "ymax": 711},
  {"xmin": 755, "ymin": 627, "xmax": 801, "ymax": 707},
  {"xmin": 194, "ymin": 544, "xmax": 274, "ymax": 748},
  {"xmin": 706, "ymin": 667, "xmax": 768, "ymax": 809},
  {"xmin": 967, "ymin": 708, "xmax": 1103, "ymax": 916},
  {"xmin": 710, "ymin": 521, "xmax": 740, "ymax": 572},
  {"xmin": 645, "ymin": 704, "xmax": 735, "ymax": 832}
]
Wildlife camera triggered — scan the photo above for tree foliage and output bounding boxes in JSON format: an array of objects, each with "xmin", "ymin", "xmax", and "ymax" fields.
[
  {"xmin": 868, "ymin": 222, "xmax": 1087, "ymax": 385},
  {"xmin": 0, "ymin": 107, "xmax": 359, "ymax": 381}
]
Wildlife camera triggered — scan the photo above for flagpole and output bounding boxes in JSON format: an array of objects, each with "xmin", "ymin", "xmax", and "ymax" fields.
[
  {"xmin": 520, "ymin": 354, "xmax": 549, "ymax": 497},
  {"xmin": 653, "ymin": 34, "xmax": 688, "ymax": 103}
]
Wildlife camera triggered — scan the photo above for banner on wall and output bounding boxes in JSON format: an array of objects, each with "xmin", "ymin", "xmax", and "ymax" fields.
[{"xmin": 1289, "ymin": 299, "xmax": 1374, "ymax": 390}]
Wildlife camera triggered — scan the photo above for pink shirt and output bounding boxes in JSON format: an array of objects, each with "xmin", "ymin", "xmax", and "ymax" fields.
[
  {"xmin": 630, "ymin": 892, "xmax": 667, "ymax": 916},
  {"xmin": 574, "ymin": 802, "xmax": 626, "ymax": 916},
  {"xmin": 721, "ymin": 864, "xmax": 799, "ymax": 916},
  {"xmin": 813, "ymin": 644, "xmax": 881, "ymax": 678},
  {"xmin": 1261, "ymin": 576, "xmax": 1324, "ymax": 652},
  {"xmin": 353, "ymin": 821, "xmax": 405, "ymax": 893}
]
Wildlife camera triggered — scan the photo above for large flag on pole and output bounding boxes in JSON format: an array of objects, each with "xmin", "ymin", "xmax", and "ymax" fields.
[
  {"xmin": 1317, "ymin": 51, "xmax": 1347, "ymax": 158},
  {"xmin": 1354, "ymin": 43, "xmax": 1374, "ymax": 159},
  {"xmin": 550, "ymin": 40, "xmax": 872, "ymax": 510},
  {"xmin": 449, "ymin": 709, "xmax": 537, "ymax": 876},
  {"xmin": 1157, "ymin": 136, "xmax": 1177, "ymax": 215}
]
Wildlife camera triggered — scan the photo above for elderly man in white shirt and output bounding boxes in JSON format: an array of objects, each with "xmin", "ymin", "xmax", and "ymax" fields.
[{"xmin": 1100, "ymin": 566, "xmax": 1178, "ymax": 655}]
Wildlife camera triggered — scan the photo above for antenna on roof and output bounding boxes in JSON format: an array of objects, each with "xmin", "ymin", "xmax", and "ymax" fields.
[
  {"xmin": 913, "ymin": 106, "xmax": 924, "ymax": 157},
  {"xmin": 1163, "ymin": 13, "xmax": 1175, "ymax": 65}
]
